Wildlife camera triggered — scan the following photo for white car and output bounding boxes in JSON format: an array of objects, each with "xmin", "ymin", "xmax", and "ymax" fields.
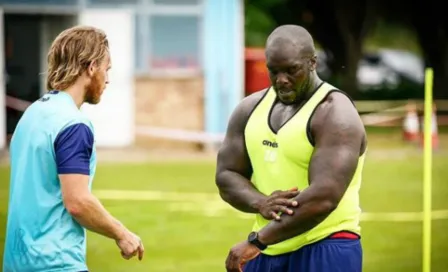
[{"xmin": 357, "ymin": 49, "xmax": 424, "ymax": 91}]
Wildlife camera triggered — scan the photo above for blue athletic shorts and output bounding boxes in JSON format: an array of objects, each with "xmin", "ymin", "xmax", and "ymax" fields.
[{"xmin": 243, "ymin": 238, "xmax": 362, "ymax": 272}]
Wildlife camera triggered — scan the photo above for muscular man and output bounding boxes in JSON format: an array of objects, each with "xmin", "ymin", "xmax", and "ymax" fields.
[
  {"xmin": 216, "ymin": 25, "xmax": 367, "ymax": 272},
  {"xmin": 3, "ymin": 26, "xmax": 144, "ymax": 272}
]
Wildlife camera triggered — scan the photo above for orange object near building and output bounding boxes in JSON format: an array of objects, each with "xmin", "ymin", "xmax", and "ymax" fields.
[
  {"xmin": 419, "ymin": 103, "xmax": 439, "ymax": 150},
  {"xmin": 245, "ymin": 48, "xmax": 271, "ymax": 96},
  {"xmin": 402, "ymin": 101, "xmax": 419, "ymax": 142}
]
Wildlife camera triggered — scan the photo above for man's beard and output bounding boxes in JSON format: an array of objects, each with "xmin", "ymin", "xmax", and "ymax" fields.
[{"xmin": 84, "ymin": 72, "xmax": 103, "ymax": 105}]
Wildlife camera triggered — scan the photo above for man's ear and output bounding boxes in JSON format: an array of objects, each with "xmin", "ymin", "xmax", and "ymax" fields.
[
  {"xmin": 87, "ymin": 61, "xmax": 96, "ymax": 77},
  {"xmin": 309, "ymin": 55, "xmax": 317, "ymax": 71}
]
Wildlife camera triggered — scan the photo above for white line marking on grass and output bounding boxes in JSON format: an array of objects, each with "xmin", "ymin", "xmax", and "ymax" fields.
[
  {"xmin": 94, "ymin": 190, "xmax": 448, "ymax": 222},
  {"xmin": 360, "ymin": 210, "xmax": 448, "ymax": 222},
  {"xmin": 95, "ymin": 189, "xmax": 219, "ymax": 202}
]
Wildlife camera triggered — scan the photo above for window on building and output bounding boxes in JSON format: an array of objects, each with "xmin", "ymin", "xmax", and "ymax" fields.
[
  {"xmin": 87, "ymin": 0, "xmax": 139, "ymax": 5},
  {"xmin": 148, "ymin": 15, "xmax": 200, "ymax": 73},
  {"xmin": 153, "ymin": 0, "xmax": 200, "ymax": 5},
  {"xmin": 0, "ymin": 0, "xmax": 76, "ymax": 4},
  {"xmin": 12, "ymin": 0, "xmax": 205, "ymax": 76},
  {"xmin": 135, "ymin": 0, "xmax": 203, "ymax": 76}
]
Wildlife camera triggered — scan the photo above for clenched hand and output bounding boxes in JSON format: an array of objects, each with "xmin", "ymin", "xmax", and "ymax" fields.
[{"xmin": 225, "ymin": 241, "xmax": 261, "ymax": 272}]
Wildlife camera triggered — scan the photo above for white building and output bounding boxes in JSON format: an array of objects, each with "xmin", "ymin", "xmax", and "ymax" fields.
[{"xmin": 0, "ymin": 0, "xmax": 244, "ymax": 150}]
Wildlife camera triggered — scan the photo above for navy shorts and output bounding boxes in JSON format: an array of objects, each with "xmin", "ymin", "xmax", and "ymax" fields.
[{"xmin": 243, "ymin": 238, "xmax": 362, "ymax": 272}]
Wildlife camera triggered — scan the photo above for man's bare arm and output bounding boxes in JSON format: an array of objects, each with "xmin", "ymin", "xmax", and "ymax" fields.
[
  {"xmin": 55, "ymin": 123, "xmax": 144, "ymax": 260},
  {"xmin": 215, "ymin": 94, "xmax": 267, "ymax": 213},
  {"xmin": 257, "ymin": 92, "xmax": 365, "ymax": 245},
  {"xmin": 60, "ymin": 174, "xmax": 127, "ymax": 240}
]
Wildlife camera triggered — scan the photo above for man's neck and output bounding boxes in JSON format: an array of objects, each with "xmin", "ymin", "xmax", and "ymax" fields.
[
  {"xmin": 297, "ymin": 73, "xmax": 322, "ymax": 102},
  {"xmin": 64, "ymin": 85, "xmax": 85, "ymax": 109}
]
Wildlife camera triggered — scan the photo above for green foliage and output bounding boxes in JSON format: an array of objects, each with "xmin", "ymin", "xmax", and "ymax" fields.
[
  {"xmin": 243, "ymin": 1, "xmax": 426, "ymax": 99},
  {"xmin": 244, "ymin": 5, "xmax": 273, "ymax": 47},
  {"xmin": 364, "ymin": 19, "xmax": 421, "ymax": 55},
  {"xmin": 244, "ymin": 0, "xmax": 287, "ymax": 47},
  {"xmin": 244, "ymin": 3, "xmax": 420, "ymax": 54},
  {"xmin": 244, "ymin": 7, "xmax": 273, "ymax": 46}
]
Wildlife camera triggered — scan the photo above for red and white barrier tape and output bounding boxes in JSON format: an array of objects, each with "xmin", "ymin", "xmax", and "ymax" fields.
[
  {"xmin": 3, "ymin": 95, "xmax": 409, "ymax": 144},
  {"xmin": 5, "ymin": 95, "xmax": 32, "ymax": 112}
]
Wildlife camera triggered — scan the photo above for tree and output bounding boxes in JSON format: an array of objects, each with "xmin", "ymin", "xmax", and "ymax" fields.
[
  {"xmin": 269, "ymin": 0, "xmax": 378, "ymax": 96},
  {"xmin": 379, "ymin": 0, "xmax": 448, "ymax": 98},
  {"xmin": 244, "ymin": 0, "xmax": 287, "ymax": 47},
  {"xmin": 410, "ymin": 1, "xmax": 448, "ymax": 99},
  {"xmin": 245, "ymin": 0, "xmax": 448, "ymax": 99}
]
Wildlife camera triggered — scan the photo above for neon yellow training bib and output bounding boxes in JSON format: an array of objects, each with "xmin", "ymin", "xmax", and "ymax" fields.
[{"xmin": 244, "ymin": 83, "xmax": 366, "ymax": 256}]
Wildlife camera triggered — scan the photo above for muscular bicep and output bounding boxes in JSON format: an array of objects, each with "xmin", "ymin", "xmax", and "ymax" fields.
[
  {"xmin": 215, "ymin": 93, "xmax": 267, "ymax": 211},
  {"xmin": 308, "ymin": 93, "xmax": 364, "ymax": 201},
  {"xmin": 216, "ymin": 105, "xmax": 253, "ymax": 179}
]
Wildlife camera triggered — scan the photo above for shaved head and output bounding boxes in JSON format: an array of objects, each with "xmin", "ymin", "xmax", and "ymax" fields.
[
  {"xmin": 266, "ymin": 25, "xmax": 315, "ymax": 59},
  {"xmin": 264, "ymin": 25, "xmax": 318, "ymax": 105}
]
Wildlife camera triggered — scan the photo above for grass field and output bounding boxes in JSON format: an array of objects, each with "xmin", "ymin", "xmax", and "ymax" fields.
[{"xmin": 1, "ymin": 128, "xmax": 448, "ymax": 272}]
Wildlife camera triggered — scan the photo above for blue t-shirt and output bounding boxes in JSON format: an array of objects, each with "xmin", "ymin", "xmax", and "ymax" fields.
[{"xmin": 3, "ymin": 91, "xmax": 97, "ymax": 272}]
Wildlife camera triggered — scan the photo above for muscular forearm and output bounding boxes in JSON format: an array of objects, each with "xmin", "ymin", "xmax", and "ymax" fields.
[
  {"xmin": 258, "ymin": 184, "xmax": 338, "ymax": 245},
  {"xmin": 216, "ymin": 170, "xmax": 266, "ymax": 213},
  {"xmin": 68, "ymin": 194, "xmax": 126, "ymax": 240}
]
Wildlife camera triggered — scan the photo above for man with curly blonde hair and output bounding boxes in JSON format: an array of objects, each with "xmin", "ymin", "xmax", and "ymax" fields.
[{"xmin": 3, "ymin": 26, "xmax": 144, "ymax": 272}]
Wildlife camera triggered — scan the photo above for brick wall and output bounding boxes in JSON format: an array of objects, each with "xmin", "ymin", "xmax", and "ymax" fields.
[{"xmin": 134, "ymin": 76, "xmax": 205, "ymax": 151}]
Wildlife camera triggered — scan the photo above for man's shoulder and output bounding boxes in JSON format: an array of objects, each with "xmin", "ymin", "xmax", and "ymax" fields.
[
  {"xmin": 234, "ymin": 88, "xmax": 270, "ymax": 116},
  {"xmin": 311, "ymin": 89, "xmax": 363, "ymax": 133},
  {"xmin": 47, "ymin": 103, "xmax": 92, "ymax": 133},
  {"xmin": 318, "ymin": 88, "xmax": 357, "ymax": 115},
  {"xmin": 312, "ymin": 89, "xmax": 366, "ymax": 141},
  {"xmin": 32, "ymin": 102, "xmax": 93, "ymax": 137},
  {"xmin": 244, "ymin": 88, "xmax": 270, "ymax": 103},
  {"xmin": 58, "ymin": 117, "xmax": 93, "ymax": 138},
  {"xmin": 225, "ymin": 88, "xmax": 271, "ymax": 133}
]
